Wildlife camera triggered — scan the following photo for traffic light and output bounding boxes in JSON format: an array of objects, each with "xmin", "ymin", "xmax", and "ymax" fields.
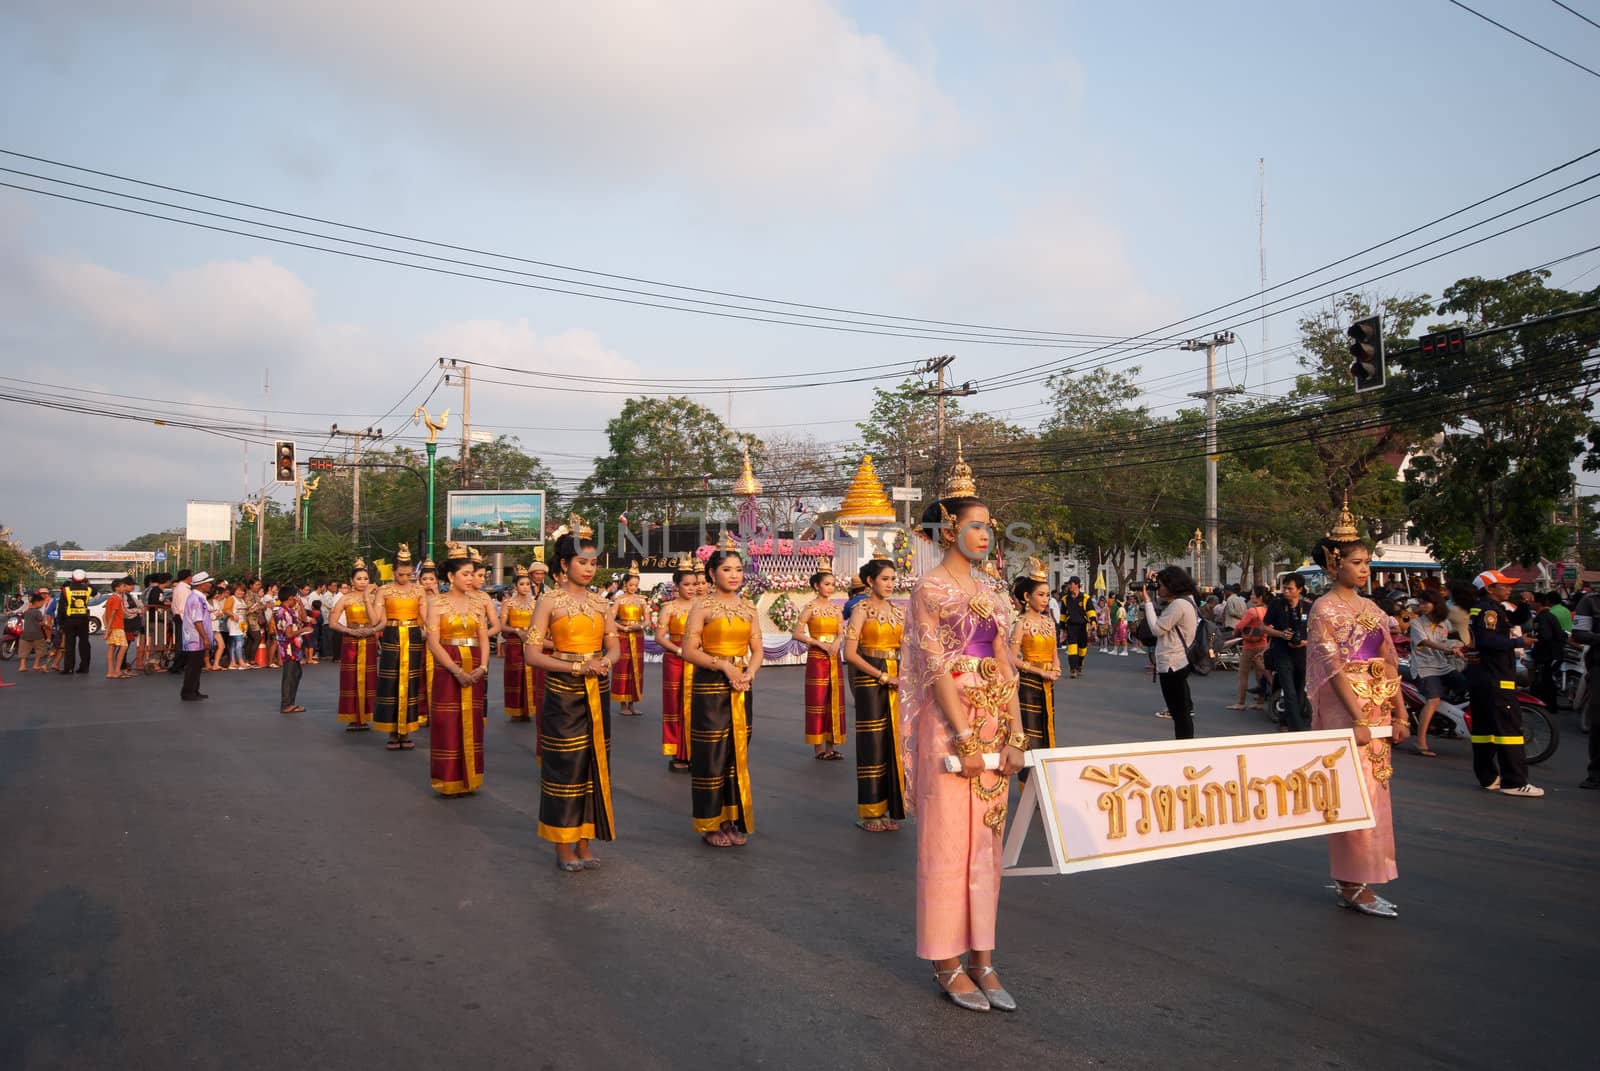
[
  {"xmin": 274, "ymin": 440, "xmax": 297, "ymax": 483},
  {"xmin": 1346, "ymin": 315, "xmax": 1385, "ymax": 393},
  {"xmin": 1418, "ymin": 327, "xmax": 1466, "ymax": 359}
]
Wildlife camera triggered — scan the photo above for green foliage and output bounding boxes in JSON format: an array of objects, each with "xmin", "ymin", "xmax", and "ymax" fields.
[
  {"xmin": 0, "ymin": 531, "xmax": 48, "ymax": 591},
  {"xmin": 1402, "ymin": 272, "xmax": 1600, "ymax": 568},
  {"xmin": 574, "ymin": 396, "xmax": 758, "ymax": 527},
  {"xmin": 259, "ymin": 534, "xmax": 373, "ymax": 588}
]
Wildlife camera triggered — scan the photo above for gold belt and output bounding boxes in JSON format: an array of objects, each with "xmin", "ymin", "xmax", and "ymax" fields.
[
  {"xmin": 859, "ymin": 646, "xmax": 898, "ymax": 659},
  {"xmin": 708, "ymin": 653, "xmax": 749, "ymax": 668},
  {"xmin": 1020, "ymin": 659, "xmax": 1054, "ymax": 675},
  {"xmin": 388, "ymin": 618, "xmax": 420, "ymax": 626},
  {"xmin": 552, "ymin": 650, "xmax": 601, "ymax": 663},
  {"xmin": 950, "ymin": 656, "xmax": 999, "ymax": 677},
  {"xmin": 444, "ymin": 637, "xmax": 477, "ymax": 647}
]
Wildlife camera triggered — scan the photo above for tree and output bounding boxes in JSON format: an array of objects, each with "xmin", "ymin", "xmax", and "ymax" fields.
[
  {"xmin": 574, "ymin": 397, "xmax": 758, "ymax": 530},
  {"xmin": 753, "ymin": 433, "xmax": 852, "ymax": 533},
  {"xmin": 0, "ymin": 527, "xmax": 48, "ymax": 592},
  {"xmin": 1402, "ymin": 271, "xmax": 1600, "ymax": 571},
  {"xmin": 1291, "ymin": 291, "xmax": 1436, "ymax": 511}
]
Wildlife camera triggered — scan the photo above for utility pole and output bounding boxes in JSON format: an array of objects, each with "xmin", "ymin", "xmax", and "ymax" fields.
[
  {"xmin": 442, "ymin": 359, "xmax": 474, "ymax": 487},
  {"xmin": 330, "ymin": 425, "xmax": 383, "ymax": 545},
  {"xmin": 1182, "ymin": 332, "xmax": 1240, "ymax": 589},
  {"xmin": 913, "ymin": 355, "xmax": 976, "ymax": 482}
]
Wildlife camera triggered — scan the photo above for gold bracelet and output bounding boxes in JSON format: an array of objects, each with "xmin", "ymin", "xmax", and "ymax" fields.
[
  {"xmin": 1008, "ymin": 732, "xmax": 1028, "ymax": 750},
  {"xmin": 954, "ymin": 734, "xmax": 981, "ymax": 757}
]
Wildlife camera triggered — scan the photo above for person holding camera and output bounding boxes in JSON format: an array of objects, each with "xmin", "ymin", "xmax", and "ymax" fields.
[{"xmin": 1142, "ymin": 566, "xmax": 1199, "ymax": 739}]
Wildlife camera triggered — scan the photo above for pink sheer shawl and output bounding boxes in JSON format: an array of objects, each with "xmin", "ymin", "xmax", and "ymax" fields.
[
  {"xmin": 897, "ymin": 567, "xmax": 1014, "ymax": 805},
  {"xmin": 1306, "ymin": 592, "xmax": 1398, "ymax": 705}
]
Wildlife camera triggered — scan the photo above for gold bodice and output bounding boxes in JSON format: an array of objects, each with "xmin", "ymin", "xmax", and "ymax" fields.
[
  {"xmin": 383, "ymin": 590, "xmax": 420, "ymax": 624},
  {"xmin": 703, "ymin": 611, "xmax": 753, "ymax": 658},
  {"xmin": 859, "ymin": 615, "xmax": 903, "ymax": 652},
  {"xmin": 345, "ymin": 601, "xmax": 371, "ymax": 626},
  {"xmin": 552, "ymin": 610, "xmax": 604, "ymax": 655},
  {"xmin": 504, "ymin": 603, "xmax": 534, "ymax": 630},
  {"xmin": 666, "ymin": 608, "xmax": 689, "ymax": 644},
  {"xmin": 1019, "ymin": 630, "xmax": 1056, "ymax": 665},
  {"xmin": 616, "ymin": 600, "xmax": 645, "ymax": 627},
  {"xmin": 438, "ymin": 612, "xmax": 477, "ymax": 642},
  {"xmin": 807, "ymin": 602, "xmax": 841, "ymax": 643}
]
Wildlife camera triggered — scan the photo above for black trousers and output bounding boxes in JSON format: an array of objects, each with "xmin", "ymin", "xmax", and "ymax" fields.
[
  {"xmin": 61, "ymin": 619, "xmax": 91, "ymax": 673},
  {"xmin": 1268, "ymin": 648, "xmax": 1310, "ymax": 731},
  {"xmin": 1466, "ymin": 667, "xmax": 1529, "ymax": 789},
  {"xmin": 1064, "ymin": 622, "xmax": 1090, "ymax": 672},
  {"xmin": 1585, "ymin": 674, "xmax": 1600, "ymax": 781},
  {"xmin": 280, "ymin": 660, "xmax": 302, "ymax": 708},
  {"xmin": 1158, "ymin": 666, "xmax": 1194, "ymax": 739},
  {"xmin": 180, "ymin": 649, "xmax": 206, "ymax": 698}
]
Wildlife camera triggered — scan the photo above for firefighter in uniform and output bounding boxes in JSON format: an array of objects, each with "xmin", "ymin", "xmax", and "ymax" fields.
[
  {"xmin": 1466, "ymin": 569, "xmax": 1544, "ymax": 798},
  {"xmin": 1061, "ymin": 576, "xmax": 1097, "ymax": 679}
]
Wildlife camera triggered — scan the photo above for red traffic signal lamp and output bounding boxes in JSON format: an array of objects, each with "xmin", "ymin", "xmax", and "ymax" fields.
[
  {"xmin": 274, "ymin": 440, "xmax": 297, "ymax": 483},
  {"xmin": 1346, "ymin": 315, "xmax": 1385, "ymax": 393},
  {"xmin": 1418, "ymin": 327, "xmax": 1466, "ymax": 358}
]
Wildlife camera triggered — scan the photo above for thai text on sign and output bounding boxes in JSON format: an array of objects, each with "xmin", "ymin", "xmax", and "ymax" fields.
[{"xmin": 1002, "ymin": 730, "xmax": 1377, "ymax": 876}]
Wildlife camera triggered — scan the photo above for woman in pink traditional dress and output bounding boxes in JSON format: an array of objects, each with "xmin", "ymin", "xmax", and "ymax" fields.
[
  {"xmin": 1306, "ymin": 499, "xmax": 1410, "ymax": 918},
  {"xmin": 900, "ymin": 455, "xmax": 1026, "ymax": 1014}
]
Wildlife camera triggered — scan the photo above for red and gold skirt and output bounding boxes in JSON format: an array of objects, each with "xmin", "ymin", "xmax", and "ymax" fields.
[
  {"xmin": 662, "ymin": 651, "xmax": 686, "ymax": 757},
  {"xmin": 338, "ymin": 635, "xmax": 378, "ymax": 726},
  {"xmin": 503, "ymin": 636, "xmax": 535, "ymax": 720},
  {"xmin": 430, "ymin": 643, "xmax": 485, "ymax": 796},
  {"xmin": 804, "ymin": 647, "xmax": 845, "ymax": 746},
  {"xmin": 611, "ymin": 629, "xmax": 644, "ymax": 703}
]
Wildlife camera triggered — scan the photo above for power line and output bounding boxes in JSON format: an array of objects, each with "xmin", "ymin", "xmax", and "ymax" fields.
[
  {"xmin": 1551, "ymin": 0, "xmax": 1600, "ymax": 32},
  {"xmin": 1445, "ymin": 0, "xmax": 1600, "ymax": 80}
]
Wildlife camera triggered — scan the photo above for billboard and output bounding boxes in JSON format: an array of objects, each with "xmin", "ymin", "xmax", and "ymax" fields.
[
  {"xmin": 187, "ymin": 501, "xmax": 234, "ymax": 542},
  {"xmin": 447, "ymin": 490, "xmax": 545, "ymax": 546}
]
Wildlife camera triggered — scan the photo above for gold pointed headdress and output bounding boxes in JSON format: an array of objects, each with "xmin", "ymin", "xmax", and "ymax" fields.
[
  {"xmin": 943, "ymin": 436, "xmax": 977, "ymax": 498},
  {"xmin": 627, "ymin": 561, "xmax": 640, "ymax": 577},
  {"xmin": 513, "ymin": 563, "xmax": 529, "ymax": 580},
  {"xmin": 717, "ymin": 530, "xmax": 739, "ymax": 553},
  {"xmin": 567, "ymin": 513, "xmax": 594, "ymax": 540},
  {"xmin": 815, "ymin": 557, "xmax": 833, "ymax": 575},
  {"xmin": 352, "ymin": 556, "xmax": 367, "ymax": 571},
  {"xmin": 1329, "ymin": 491, "xmax": 1361, "ymax": 542},
  {"xmin": 395, "ymin": 543, "xmax": 412, "ymax": 566},
  {"xmin": 1026, "ymin": 556, "xmax": 1048, "ymax": 583},
  {"xmin": 420, "ymin": 558, "xmax": 437, "ymax": 574},
  {"xmin": 468, "ymin": 546, "xmax": 484, "ymax": 565},
  {"xmin": 676, "ymin": 553, "xmax": 697, "ymax": 572},
  {"xmin": 444, "ymin": 540, "xmax": 468, "ymax": 562}
]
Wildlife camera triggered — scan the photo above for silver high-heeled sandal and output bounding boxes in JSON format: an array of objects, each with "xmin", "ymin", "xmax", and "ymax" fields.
[
  {"xmin": 934, "ymin": 968, "xmax": 990, "ymax": 1012},
  {"xmin": 1333, "ymin": 882, "xmax": 1397, "ymax": 918},
  {"xmin": 966, "ymin": 965, "xmax": 1017, "ymax": 1011}
]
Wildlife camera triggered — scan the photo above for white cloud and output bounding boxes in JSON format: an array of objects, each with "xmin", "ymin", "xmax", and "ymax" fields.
[
  {"xmin": 35, "ymin": 255, "xmax": 318, "ymax": 361},
  {"xmin": 905, "ymin": 193, "xmax": 1172, "ymax": 334},
  {"xmin": 60, "ymin": 0, "xmax": 966, "ymax": 203}
]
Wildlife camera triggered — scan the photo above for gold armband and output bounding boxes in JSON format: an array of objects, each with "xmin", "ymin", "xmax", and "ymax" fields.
[
  {"xmin": 527, "ymin": 629, "xmax": 545, "ymax": 644},
  {"xmin": 1008, "ymin": 732, "xmax": 1028, "ymax": 750}
]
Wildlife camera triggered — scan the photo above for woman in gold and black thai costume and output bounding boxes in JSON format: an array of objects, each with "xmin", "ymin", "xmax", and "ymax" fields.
[
  {"xmin": 682, "ymin": 538, "xmax": 763, "ymax": 848},
  {"xmin": 1009, "ymin": 560, "xmax": 1062, "ymax": 763},
  {"xmin": 425, "ymin": 546, "xmax": 492, "ymax": 796},
  {"xmin": 842, "ymin": 556, "xmax": 905, "ymax": 832},
  {"xmin": 331, "ymin": 558, "xmax": 380, "ymax": 732},
  {"xmin": 416, "ymin": 558, "xmax": 439, "ymax": 727},
  {"xmin": 611, "ymin": 563, "xmax": 648, "ymax": 716},
  {"xmin": 371, "ymin": 544, "xmax": 426, "ymax": 751},
  {"xmin": 655, "ymin": 557, "xmax": 702, "ymax": 772},
  {"xmin": 793, "ymin": 561, "xmax": 846, "ymax": 760},
  {"xmin": 501, "ymin": 565, "xmax": 539, "ymax": 722},
  {"xmin": 526, "ymin": 531, "xmax": 621, "ymax": 872}
]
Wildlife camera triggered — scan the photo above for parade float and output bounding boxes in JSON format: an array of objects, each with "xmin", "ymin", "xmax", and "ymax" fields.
[{"xmin": 642, "ymin": 448, "xmax": 933, "ymax": 665}]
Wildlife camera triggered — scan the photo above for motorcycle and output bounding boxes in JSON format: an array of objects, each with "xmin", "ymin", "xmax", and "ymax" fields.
[
  {"xmin": 1, "ymin": 611, "xmax": 19, "ymax": 661},
  {"xmin": 1397, "ymin": 660, "xmax": 1559, "ymax": 765}
]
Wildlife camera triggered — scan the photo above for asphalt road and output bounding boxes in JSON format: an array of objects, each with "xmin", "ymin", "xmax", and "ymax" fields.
[{"xmin": 2, "ymin": 649, "xmax": 1593, "ymax": 1070}]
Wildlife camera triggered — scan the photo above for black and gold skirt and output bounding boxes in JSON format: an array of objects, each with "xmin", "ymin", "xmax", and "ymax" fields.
[
  {"xmin": 850, "ymin": 652, "xmax": 905, "ymax": 821},
  {"xmin": 538, "ymin": 664, "xmax": 616, "ymax": 844},
  {"xmin": 1018, "ymin": 667, "xmax": 1056, "ymax": 751},
  {"xmin": 689, "ymin": 665, "xmax": 754, "ymax": 834},
  {"xmin": 375, "ymin": 622, "xmax": 425, "ymax": 734}
]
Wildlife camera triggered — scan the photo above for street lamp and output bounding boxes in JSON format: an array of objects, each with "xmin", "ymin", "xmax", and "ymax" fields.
[
  {"xmin": 413, "ymin": 406, "xmax": 450, "ymax": 561},
  {"xmin": 1187, "ymin": 528, "xmax": 1207, "ymax": 585}
]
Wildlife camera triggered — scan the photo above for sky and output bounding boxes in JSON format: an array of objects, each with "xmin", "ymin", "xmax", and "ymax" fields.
[{"xmin": 3, "ymin": 0, "xmax": 1598, "ymax": 549}]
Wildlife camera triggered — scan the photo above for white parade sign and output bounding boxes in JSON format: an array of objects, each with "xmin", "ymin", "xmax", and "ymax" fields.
[
  {"xmin": 890, "ymin": 486, "xmax": 923, "ymax": 501},
  {"xmin": 1002, "ymin": 729, "xmax": 1379, "ymax": 877},
  {"xmin": 49, "ymin": 549, "xmax": 157, "ymax": 563}
]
